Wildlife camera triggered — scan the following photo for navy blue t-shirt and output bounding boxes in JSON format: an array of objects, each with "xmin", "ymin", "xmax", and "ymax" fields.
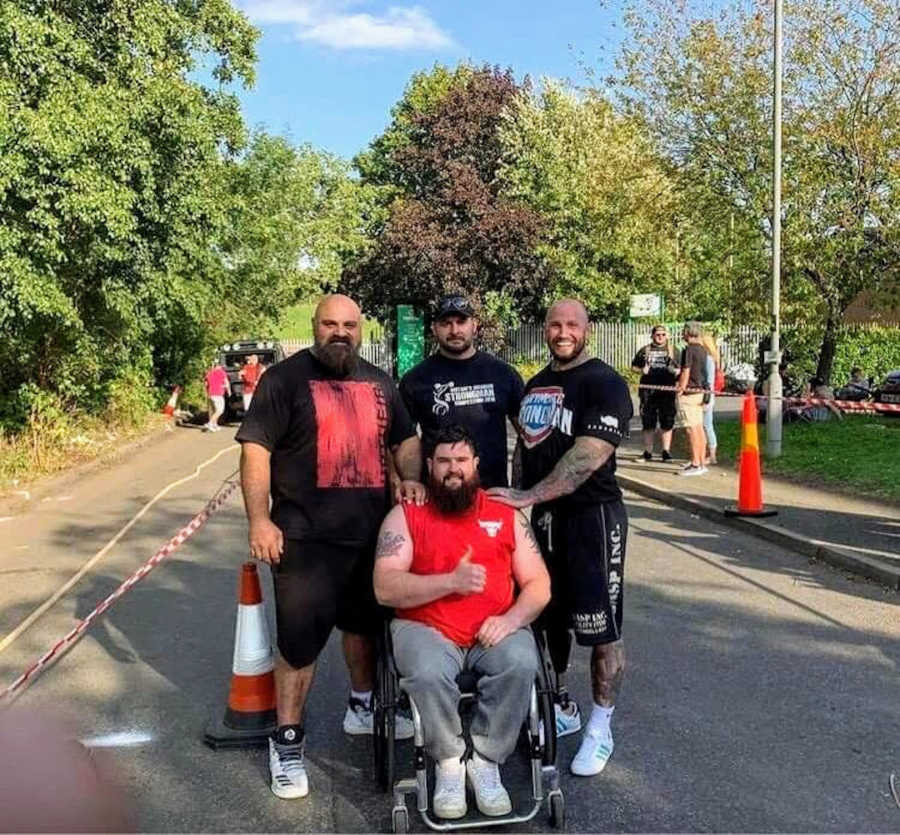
[
  {"xmin": 519, "ymin": 359, "xmax": 633, "ymax": 507},
  {"xmin": 400, "ymin": 352, "xmax": 524, "ymax": 488}
]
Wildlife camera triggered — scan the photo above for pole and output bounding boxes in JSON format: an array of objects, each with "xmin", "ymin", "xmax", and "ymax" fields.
[{"xmin": 766, "ymin": 0, "xmax": 784, "ymax": 458}]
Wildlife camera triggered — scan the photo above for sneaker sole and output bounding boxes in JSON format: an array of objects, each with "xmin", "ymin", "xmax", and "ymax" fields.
[
  {"xmin": 343, "ymin": 722, "xmax": 415, "ymax": 741},
  {"xmin": 433, "ymin": 803, "xmax": 467, "ymax": 820},
  {"xmin": 270, "ymin": 781, "xmax": 309, "ymax": 799}
]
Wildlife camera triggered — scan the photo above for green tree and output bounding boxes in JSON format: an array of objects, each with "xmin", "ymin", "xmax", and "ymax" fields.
[
  {"xmin": 0, "ymin": 0, "xmax": 257, "ymax": 421},
  {"xmin": 498, "ymin": 79, "xmax": 679, "ymax": 318},
  {"xmin": 342, "ymin": 65, "xmax": 552, "ymax": 326},
  {"xmin": 612, "ymin": 0, "xmax": 900, "ymax": 380}
]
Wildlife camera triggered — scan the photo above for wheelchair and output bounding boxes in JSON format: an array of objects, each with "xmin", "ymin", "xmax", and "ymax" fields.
[{"xmin": 372, "ymin": 619, "xmax": 567, "ymax": 833}]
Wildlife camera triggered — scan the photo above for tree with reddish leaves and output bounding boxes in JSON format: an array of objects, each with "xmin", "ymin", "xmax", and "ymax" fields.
[{"xmin": 342, "ymin": 65, "xmax": 552, "ymax": 330}]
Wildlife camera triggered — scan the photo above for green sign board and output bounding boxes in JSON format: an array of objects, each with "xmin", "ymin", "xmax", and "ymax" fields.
[{"xmin": 396, "ymin": 304, "xmax": 424, "ymax": 378}]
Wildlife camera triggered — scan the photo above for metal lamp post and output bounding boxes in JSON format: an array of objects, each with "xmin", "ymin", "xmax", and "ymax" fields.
[{"xmin": 766, "ymin": 0, "xmax": 784, "ymax": 458}]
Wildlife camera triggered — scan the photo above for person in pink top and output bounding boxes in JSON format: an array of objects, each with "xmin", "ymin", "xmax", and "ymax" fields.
[{"xmin": 204, "ymin": 360, "xmax": 231, "ymax": 432}]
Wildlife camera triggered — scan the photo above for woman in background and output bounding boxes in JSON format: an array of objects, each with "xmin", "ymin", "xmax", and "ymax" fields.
[{"xmin": 699, "ymin": 331, "xmax": 721, "ymax": 465}]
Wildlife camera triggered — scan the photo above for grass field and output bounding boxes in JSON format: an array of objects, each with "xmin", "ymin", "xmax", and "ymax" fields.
[
  {"xmin": 276, "ymin": 302, "xmax": 383, "ymax": 341},
  {"xmin": 714, "ymin": 415, "xmax": 900, "ymax": 504}
]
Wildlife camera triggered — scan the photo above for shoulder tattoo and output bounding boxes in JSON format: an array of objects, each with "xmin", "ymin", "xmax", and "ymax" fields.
[{"xmin": 375, "ymin": 530, "xmax": 406, "ymax": 560}]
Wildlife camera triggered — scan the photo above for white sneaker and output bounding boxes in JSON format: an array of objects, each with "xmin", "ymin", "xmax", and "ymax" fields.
[
  {"xmin": 570, "ymin": 729, "xmax": 614, "ymax": 777},
  {"xmin": 342, "ymin": 697, "xmax": 414, "ymax": 740},
  {"xmin": 678, "ymin": 465, "xmax": 708, "ymax": 477},
  {"xmin": 433, "ymin": 758, "xmax": 467, "ymax": 819},
  {"xmin": 466, "ymin": 752, "xmax": 512, "ymax": 817},
  {"xmin": 269, "ymin": 733, "xmax": 309, "ymax": 799},
  {"xmin": 539, "ymin": 700, "xmax": 582, "ymax": 745}
]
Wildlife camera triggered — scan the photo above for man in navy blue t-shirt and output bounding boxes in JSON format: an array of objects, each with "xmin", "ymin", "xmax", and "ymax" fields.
[{"xmin": 400, "ymin": 295, "xmax": 524, "ymax": 489}]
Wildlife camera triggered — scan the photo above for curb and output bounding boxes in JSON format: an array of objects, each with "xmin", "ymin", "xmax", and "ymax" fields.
[{"xmin": 618, "ymin": 471, "xmax": 900, "ymax": 590}]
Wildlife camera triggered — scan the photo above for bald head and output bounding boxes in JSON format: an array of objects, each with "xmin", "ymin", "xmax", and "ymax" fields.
[
  {"xmin": 544, "ymin": 298, "xmax": 591, "ymax": 367},
  {"xmin": 314, "ymin": 293, "xmax": 361, "ymax": 326},
  {"xmin": 545, "ymin": 298, "xmax": 589, "ymax": 327},
  {"xmin": 311, "ymin": 293, "xmax": 362, "ymax": 375}
]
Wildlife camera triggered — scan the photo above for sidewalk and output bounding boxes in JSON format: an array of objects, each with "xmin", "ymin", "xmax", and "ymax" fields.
[{"xmin": 617, "ymin": 429, "xmax": 900, "ymax": 588}]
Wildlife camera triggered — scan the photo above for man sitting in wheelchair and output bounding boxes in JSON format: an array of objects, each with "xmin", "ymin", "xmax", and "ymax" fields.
[{"xmin": 373, "ymin": 424, "xmax": 551, "ymax": 820}]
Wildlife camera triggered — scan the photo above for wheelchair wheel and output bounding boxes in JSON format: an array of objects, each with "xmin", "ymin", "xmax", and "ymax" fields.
[
  {"xmin": 373, "ymin": 633, "xmax": 396, "ymax": 792},
  {"xmin": 549, "ymin": 790, "xmax": 565, "ymax": 828},
  {"xmin": 536, "ymin": 646, "xmax": 557, "ymax": 766},
  {"xmin": 391, "ymin": 805, "xmax": 409, "ymax": 834}
]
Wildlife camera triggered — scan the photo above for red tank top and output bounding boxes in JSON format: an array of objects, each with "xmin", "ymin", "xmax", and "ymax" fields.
[{"xmin": 397, "ymin": 490, "xmax": 516, "ymax": 647}]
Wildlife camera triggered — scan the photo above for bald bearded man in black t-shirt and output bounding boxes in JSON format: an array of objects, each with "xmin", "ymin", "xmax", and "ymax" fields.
[{"xmin": 488, "ymin": 299, "xmax": 632, "ymax": 780}]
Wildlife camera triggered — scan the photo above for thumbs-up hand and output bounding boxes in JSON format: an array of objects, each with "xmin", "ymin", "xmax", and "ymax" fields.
[{"xmin": 450, "ymin": 545, "xmax": 486, "ymax": 595}]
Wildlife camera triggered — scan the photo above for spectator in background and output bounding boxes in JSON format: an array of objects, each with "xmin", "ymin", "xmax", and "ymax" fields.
[
  {"xmin": 837, "ymin": 366, "xmax": 870, "ymax": 401},
  {"xmin": 699, "ymin": 331, "xmax": 720, "ymax": 465},
  {"xmin": 787, "ymin": 377, "xmax": 844, "ymax": 422},
  {"xmin": 631, "ymin": 325, "xmax": 679, "ymax": 462},
  {"xmin": 675, "ymin": 322, "xmax": 709, "ymax": 476},
  {"xmin": 240, "ymin": 354, "xmax": 265, "ymax": 414},
  {"xmin": 204, "ymin": 359, "xmax": 231, "ymax": 432}
]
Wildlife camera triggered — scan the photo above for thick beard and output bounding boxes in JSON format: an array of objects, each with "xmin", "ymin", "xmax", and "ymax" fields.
[
  {"xmin": 430, "ymin": 472, "xmax": 480, "ymax": 515},
  {"xmin": 549, "ymin": 335, "xmax": 586, "ymax": 366},
  {"xmin": 313, "ymin": 338, "xmax": 359, "ymax": 376}
]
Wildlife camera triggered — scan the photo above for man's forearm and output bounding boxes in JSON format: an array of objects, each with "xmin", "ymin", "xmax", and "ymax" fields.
[
  {"xmin": 523, "ymin": 437, "xmax": 614, "ymax": 504},
  {"xmin": 240, "ymin": 445, "xmax": 272, "ymax": 523},
  {"xmin": 392, "ymin": 436, "xmax": 422, "ymax": 481},
  {"xmin": 511, "ymin": 437, "xmax": 524, "ymax": 489},
  {"xmin": 502, "ymin": 580, "xmax": 550, "ymax": 630},
  {"xmin": 374, "ymin": 570, "xmax": 455, "ymax": 609}
]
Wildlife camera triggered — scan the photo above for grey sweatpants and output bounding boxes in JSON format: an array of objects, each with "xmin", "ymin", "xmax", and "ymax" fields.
[{"xmin": 390, "ymin": 619, "xmax": 538, "ymax": 763}]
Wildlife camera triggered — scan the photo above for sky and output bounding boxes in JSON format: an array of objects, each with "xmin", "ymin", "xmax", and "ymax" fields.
[{"xmin": 231, "ymin": 0, "xmax": 628, "ymax": 159}]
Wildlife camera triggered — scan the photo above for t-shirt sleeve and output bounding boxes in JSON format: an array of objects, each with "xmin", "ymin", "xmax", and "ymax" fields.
[
  {"xmin": 507, "ymin": 366, "xmax": 525, "ymax": 421},
  {"xmin": 398, "ymin": 371, "xmax": 418, "ymax": 427},
  {"xmin": 631, "ymin": 347, "xmax": 646, "ymax": 368},
  {"xmin": 576, "ymin": 374, "xmax": 634, "ymax": 447},
  {"xmin": 386, "ymin": 379, "xmax": 417, "ymax": 447},
  {"xmin": 235, "ymin": 371, "xmax": 291, "ymax": 452}
]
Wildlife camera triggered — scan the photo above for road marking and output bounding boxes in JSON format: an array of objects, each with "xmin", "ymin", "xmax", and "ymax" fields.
[
  {"xmin": 81, "ymin": 730, "xmax": 154, "ymax": 748},
  {"xmin": 0, "ymin": 444, "xmax": 239, "ymax": 656}
]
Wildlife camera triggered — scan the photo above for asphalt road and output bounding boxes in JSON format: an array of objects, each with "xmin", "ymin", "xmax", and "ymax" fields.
[{"xmin": 0, "ymin": 423, "xmax": 898, "ymax": 832}]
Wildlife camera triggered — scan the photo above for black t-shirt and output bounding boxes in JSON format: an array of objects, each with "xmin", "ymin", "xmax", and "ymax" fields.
[
  {"xmin": 519, "ymin": 359, "xmax": 634, "ymax": 507},
  {"xmin": 236, "ymin": 349, "xmax": 416, "ymax": 545},
  {"xmin": 399, "ymin": 352, "xmax": 524, "ymax": 489},
  {"xmin": 631, "ymin": 344, "xmax": 679, "ymax": 387},
  {"xmin": 680, "ymin": 343, "xmax": 709, "ymax": 390}
]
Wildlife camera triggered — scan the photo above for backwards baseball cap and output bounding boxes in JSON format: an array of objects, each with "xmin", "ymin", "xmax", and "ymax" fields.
[{"xmin": 434, "ymin": 294, "xmax": 475, "ymax": 320}]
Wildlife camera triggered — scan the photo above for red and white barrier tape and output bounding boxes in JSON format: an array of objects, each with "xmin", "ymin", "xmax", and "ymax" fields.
[
  {"xmin": 636, "ymin": 383, "xmax": 900, "ymax": 414},
  {"xmin": 0, "ymin": 478, "xmax": 240, "ymax": 704}
]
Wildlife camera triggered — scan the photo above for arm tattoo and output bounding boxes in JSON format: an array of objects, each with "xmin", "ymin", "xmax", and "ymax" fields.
[
  {"xmin": 511, "ymin": 438, "xmax": 523, "ymax": 489},
  {"xmin": 529, "ymin": 437, "xmax": 614, "ymax": 504},
  {"xmin": 517, "ymin": 512, "xmax": 539, "ymax": 551},
  {"xmin": 375, "ymin": 530, "xmax": 406, "ymax": 560}
]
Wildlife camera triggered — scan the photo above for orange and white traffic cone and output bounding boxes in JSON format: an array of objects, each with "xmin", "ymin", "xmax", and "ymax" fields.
[
  {"xmin": 204, "ymin": 563, "xmax": 277, "ymax": 749},
  {"xmin": 724, "ymin": 392, "xmax": 777, "ymax": 518},
  {"xmin": 161, "ymin": 385, "xmax": 182, "ymax": 418}
]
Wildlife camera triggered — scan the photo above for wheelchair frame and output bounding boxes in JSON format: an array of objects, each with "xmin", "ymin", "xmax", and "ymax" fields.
[{"xmin": 372, "ymin": 621, "xmax": 565, "ymax": 833}]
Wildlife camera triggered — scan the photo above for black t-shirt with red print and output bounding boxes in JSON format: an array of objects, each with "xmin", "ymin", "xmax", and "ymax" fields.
[
  {"xmin": 236, "ymin": 349, "xmax": 416, "ymax": 545},
  {"xmin": 518, "ymin": 359, "xmax": 633, "ymax": 507}
]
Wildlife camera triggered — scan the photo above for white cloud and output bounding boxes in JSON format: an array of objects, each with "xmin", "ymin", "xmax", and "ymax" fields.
[{"xmin": 239, "ymin": 2, "xmax": 454, "ymax": 51}]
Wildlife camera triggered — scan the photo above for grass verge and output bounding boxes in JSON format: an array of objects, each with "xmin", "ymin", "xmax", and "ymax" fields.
[
  {"xmin": 714, "ymin": 414, "xmax": 900, "ymax": 504},
  {"xmin": 0, "ymin": 410, "xmax": 168, "ymax": 497}
]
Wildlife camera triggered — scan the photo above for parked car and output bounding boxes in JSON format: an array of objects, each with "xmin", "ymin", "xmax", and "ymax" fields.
[
  {"xmin": 216, "ymin": 339, "xmax": 285, "ymax": 421},
  {"xmin": 873, "ymin": 369, "xmax": 900, "ymax": 414}
]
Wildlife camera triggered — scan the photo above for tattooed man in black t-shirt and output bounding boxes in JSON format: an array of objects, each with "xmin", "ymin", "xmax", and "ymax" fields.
[
  {"xmin": 237, "ymin": 294, "xmax": 425, "ymax": 801},
  {"xmin": 488, "ymin": 299, "xmax": 633, "ymax": 779}
]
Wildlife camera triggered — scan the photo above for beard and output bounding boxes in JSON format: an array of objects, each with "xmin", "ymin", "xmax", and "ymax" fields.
[
  {"xmin": 313, "ymin": 337, "xmax": 359, "ymax": 376},
  {"xmin": 549, "ymin": 335, "xmax": 587, "ymax": 365},
  {"xmin": 439, "ymin": 335, "xmax": 473, "ymax": 355},
  {"xmin": 430, "ymin": 471, "xmax": 481, "ymax": 515}
]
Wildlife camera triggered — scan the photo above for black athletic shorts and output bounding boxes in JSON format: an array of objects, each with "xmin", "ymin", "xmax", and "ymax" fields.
[
  {"xmin": 640, "ymin": 391, "xmax": 677, "ymax": 432},
  {"xmin": 532, "ymin": 500, "xmax": 627, "ymax": 646},
  {"xmin": 271, "ymin": 539, "xmax": 382, "ymax": 669}
]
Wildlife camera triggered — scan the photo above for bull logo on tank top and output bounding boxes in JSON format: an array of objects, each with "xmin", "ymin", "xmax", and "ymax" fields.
[{"xmin": 518, "ymin": 386, "xmax": 572, "ymax": 448}]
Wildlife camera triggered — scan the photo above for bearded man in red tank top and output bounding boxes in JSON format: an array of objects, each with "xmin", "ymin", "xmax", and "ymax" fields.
[{"xmin": 374, "ymin": 425, "xmax": 551, "ymax": 821}]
